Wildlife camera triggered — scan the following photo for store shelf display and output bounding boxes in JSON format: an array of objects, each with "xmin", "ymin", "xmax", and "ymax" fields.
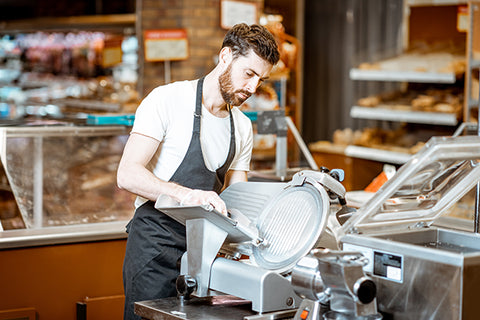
[
  {"xmin": 347, "ymin": 1, "xmax": 469, "ymax": 163},
  {"xmin": 0, "ymin": 23, "xmax": 139, "ymax": 232},
  {"xmin": 349, "ymin": 51, "xmax": 465, "ymax": 83},
  {"xmin": 465, "ymin": 1, "xmax": 480, "ymax": 121},
  {"xmin": 352, "ymin": 84, "xmax": 463, "ymax": 125},
  {"xmin": 309, "ymin": 127, "xmax": 424, "ymax": 165},
  {"xmin": 0, "ymin": 29, "xmax": 139, "ymax": 120}
]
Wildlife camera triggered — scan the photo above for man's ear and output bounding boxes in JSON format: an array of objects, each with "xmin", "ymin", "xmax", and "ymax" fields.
[{"xmin": 219, "ymin": 47, "xmax": 233, "ymax": 66}]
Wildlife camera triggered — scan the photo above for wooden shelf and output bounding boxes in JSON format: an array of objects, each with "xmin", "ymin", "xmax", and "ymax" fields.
[
  {"xmin": 405, "ymin": 0, "xmax": 468, "ymax": 6},
  {"xmin": 0, "ymin": 14, "xmax": 136, "ymax": 34}
]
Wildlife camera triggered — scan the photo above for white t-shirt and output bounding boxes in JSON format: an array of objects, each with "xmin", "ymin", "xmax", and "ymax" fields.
[{"xmin": 131, "ymin": 79, "xmax": 253, "ymax": 206}]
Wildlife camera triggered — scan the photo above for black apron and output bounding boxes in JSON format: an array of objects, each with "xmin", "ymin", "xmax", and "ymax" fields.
[{"xmin": 123, "ymin": 77, "xmax": 236, "ymax": 320}]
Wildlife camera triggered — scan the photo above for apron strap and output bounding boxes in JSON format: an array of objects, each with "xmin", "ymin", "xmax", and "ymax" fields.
[{"xmin": 193, "ymin": 77, "xmax": 204, "ymax": 134}]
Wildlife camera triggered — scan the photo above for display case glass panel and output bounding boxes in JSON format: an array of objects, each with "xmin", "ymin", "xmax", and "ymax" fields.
[{"xmin": 0, "ymin": 125, "xmax": 135, "ymax": 230}]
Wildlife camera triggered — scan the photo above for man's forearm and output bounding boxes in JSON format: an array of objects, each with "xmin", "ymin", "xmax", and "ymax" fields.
[{"xmin": 117, "ymin": 163, "xmax": 190, "ymax": 202}]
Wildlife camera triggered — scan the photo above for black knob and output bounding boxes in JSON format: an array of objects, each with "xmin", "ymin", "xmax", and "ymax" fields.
[
  {"xmin": 330, "ymin": 171, "xmax": 340, "ymax": 181},
  {"xmin": 319, "ymin": 166, "xmax": 330, "ymax": 173},
  {"xmin": 176, "ymin": 274, "xmax": 197, "ymax": 299},
  {"xmin": 355, "ymin": 278, "xmax": 376, "ymax": 304}
]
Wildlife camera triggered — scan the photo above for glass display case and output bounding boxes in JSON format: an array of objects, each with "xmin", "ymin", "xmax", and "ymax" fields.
[{"xmin": 0, "ymin": 124, "xmax": 135, "ymax": 232}]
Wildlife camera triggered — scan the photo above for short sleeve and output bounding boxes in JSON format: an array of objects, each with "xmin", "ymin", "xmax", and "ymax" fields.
[
  {"xmin": 229, "ymin": 109, "xmax": 253, "ymax": 171},
  {"xmin": 131, "ymin": 87, "xmax": 167, "ymax": 142}
]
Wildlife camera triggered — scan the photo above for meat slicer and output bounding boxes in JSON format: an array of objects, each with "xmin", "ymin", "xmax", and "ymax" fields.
[{"xmin": 154, "ymin": 169, "xmax": 348, "ymax": 315}]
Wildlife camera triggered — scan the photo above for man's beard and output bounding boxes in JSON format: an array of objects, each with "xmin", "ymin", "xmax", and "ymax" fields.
[{"xmin": 218, "ymin": 64, "xmax": 252, "ymax": 106}]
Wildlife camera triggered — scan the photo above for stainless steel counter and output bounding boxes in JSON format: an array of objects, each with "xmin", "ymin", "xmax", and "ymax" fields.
[
  {"xmin": 135, "ymin": 297, "xmax": 255, "ymax": 320},
  {"xmin": 134, "ymin": 297, "xmax": 296, "ymax": 320},
  {"xmin": 0, "ymin": 220, "xmax": 128, "ymax": 249}
]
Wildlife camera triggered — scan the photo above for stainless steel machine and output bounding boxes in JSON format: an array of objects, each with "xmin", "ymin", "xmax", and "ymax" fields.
[
  {"xmin": 153, "ymin": 169, "xmax": 348, "ymax": 317},
  {"xmin": 328, "ymin": 135, "xmax": 480, "ymax": 319}
]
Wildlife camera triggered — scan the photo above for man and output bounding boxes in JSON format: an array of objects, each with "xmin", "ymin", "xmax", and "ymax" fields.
[{"xmin": 117, "ymin": 23, "xmax": 280, "ymax": 320}]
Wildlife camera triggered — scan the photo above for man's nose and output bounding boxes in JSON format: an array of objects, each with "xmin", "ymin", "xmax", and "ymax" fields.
[{"xmin": 246, "ymin": 77, "xmax": 260, "ymax": 93}]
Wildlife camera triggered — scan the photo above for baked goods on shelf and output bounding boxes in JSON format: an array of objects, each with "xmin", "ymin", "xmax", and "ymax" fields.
[
  {"xmin": 241, "ymin": 84, "xmax": 279, "ymax": 111},
  {"xmin": 356, "ymin": 86, "xmax": 463, "ymax": 116},
  {"xmin": 309, "ymin": 127, "xmax": 425, "ymax": 155},
  {"xmin": 241, "ymin": 83, "xmax": 280, "ymax": 151},
  {"xmin": 355, "ymin": 40, "xmax": 466, "ymax": 76}
]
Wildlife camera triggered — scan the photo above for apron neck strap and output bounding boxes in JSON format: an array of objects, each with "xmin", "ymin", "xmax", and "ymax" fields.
[{"xmin": 193, "ymin": 77, "xmax": 205, "ymax": 133}]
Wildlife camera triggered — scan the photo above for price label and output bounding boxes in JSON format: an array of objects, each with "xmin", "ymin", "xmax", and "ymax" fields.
[{"xmin": 457, "ymin": 5, "xmax": 468, "ymax": 32}]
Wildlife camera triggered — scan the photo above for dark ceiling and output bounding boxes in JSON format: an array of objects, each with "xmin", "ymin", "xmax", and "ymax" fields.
[{"xmin": 0, "ymin": 0, "xmax": 135, "ymax": 20}]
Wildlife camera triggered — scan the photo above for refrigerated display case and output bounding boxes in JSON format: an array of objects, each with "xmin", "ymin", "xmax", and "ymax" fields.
[
  {"xmin": 0, "ymin": 123, "xmax": 134, "ymax": 319},
  {"xmin": 0, "ymin": 123, "xmax": 135, "ymax": 244}
]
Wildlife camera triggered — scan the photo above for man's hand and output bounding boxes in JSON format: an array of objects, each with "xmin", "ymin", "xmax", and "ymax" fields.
[{"xmin": 180, "ymin": 189, "xmax": 227, "ymax": 216}]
